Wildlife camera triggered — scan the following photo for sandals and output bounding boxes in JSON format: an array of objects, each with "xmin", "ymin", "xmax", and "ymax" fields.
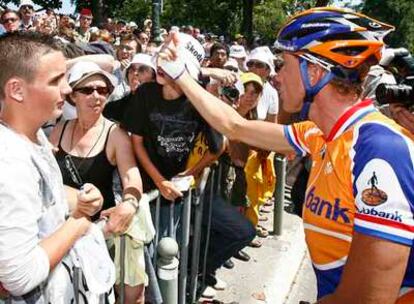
[
  {"xmin": 248, "ymin": 238, "xmax": 263, "ymax": 248},
  {"xmin": 256, "ymin": 225, "xmax": 269, "ymax": 238}
]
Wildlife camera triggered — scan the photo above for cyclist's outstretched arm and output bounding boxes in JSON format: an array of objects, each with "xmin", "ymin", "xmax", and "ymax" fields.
[{"xmin": 176, "ymin": 72, "xmax": 294, "ymax": 154}]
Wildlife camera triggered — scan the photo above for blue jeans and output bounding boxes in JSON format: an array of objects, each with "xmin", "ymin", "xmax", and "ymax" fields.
[{"xmin": 201, "ymin": 193, "xmax": 256, "ymax": 274}]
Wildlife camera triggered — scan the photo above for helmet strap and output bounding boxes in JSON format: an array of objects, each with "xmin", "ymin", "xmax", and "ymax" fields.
[{"xmin": 299, "ymin": 57, "xmax": 334, "ymax": 120}]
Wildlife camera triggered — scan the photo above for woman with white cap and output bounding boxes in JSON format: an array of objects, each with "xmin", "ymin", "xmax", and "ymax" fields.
[{"xmin": 49, "ymin": 61, "xmax": 145, "ymax": 304}]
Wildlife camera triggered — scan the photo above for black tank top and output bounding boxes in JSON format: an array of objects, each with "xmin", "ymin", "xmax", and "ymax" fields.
[{"xmin": 55, "ymin": 120, "xmax": 117, "ymax": 219}]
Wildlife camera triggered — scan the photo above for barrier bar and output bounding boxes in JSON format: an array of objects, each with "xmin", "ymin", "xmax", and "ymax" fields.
[
  {"xmin": 189, "ymin": 168, "xmax": 211, "ymax": 303},
  {"xmin": 273, "ymin": 154, "xmax": 287, "ymax": 236}
]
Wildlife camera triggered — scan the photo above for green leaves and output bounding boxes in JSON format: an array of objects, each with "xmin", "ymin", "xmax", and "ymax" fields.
[{"xmin": 362, "ymin": 0, "xmax": 414, "ymax": 53}]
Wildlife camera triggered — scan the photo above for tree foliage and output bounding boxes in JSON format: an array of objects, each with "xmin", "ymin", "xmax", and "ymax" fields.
[{"xmin": 362, "ymin": 0, "xmax": 414, "ymax": 53}]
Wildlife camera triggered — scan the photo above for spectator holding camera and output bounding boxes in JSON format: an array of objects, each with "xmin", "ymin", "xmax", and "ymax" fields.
[{"xmin": 157, "ymin": 7, "xmax": 414, "ymax": 303}]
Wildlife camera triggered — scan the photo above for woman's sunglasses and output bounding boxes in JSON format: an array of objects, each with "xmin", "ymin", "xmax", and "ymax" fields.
[{"xmin": 74, "ymin": 86, "xmax": 110, "ymax": 96}]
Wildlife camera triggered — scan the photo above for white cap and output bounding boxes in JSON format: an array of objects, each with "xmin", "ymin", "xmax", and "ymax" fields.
[
  {"xmin": 19, "ymin": 0, "xmax": 34, "ymax": 7},
  {"xmin": 223, "ymin": 58, "xmax": 239, "ymax": 71},
  {"xmin": 131, "ymin": 53, "xmax": 156, "ymax": 70},
  {"xmin": 89, "ymin": 26, "xmax": 99, "ymax": 34},
  {"xmin": 68, "ymin": 61, "xmax": 117, "ymax": 92},
  {"xmin": 247, "ymin": 46, "xmax": 275, "ymax": 74},
  {"xmin": 170, "ymin": 26, "xmax": 180, "ymax": 33},
  {"xmin": 128, "ymin": 21, "xmax": 138, "ymax": 28},
  {"xmin": 230, "ymin": 45, "xmax": 247, "ymax": 59},
  {"xmin": 176, "ymin": 33, "xmax": 205, "ymax": 79},
  {"xmin": 124, "ymin": 53, "xmax": 157, "ymax": 81}
]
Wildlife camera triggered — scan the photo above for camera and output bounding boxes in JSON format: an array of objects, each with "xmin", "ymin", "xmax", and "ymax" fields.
[
  {"xmin": 221, "ymin": 86, "xmax": 240, "ymax": 104},
  {"xmin": 376, "ymin": 48, "xmax": 414, "ymax": 106}
]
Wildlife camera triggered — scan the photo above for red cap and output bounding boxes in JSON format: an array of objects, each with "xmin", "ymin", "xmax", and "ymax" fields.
[{"xmin": 80, "ymin": 8, "xmax": 92, "ymax": 16}]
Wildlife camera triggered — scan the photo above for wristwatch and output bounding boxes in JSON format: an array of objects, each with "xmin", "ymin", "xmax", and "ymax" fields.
[{"xmin": 123, "ymin": 197, "xmax": 139, "ymax": 212}]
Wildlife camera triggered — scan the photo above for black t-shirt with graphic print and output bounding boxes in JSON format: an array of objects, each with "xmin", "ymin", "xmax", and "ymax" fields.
[{"xmin": 121, "ymin": 82, "xmax": 222, "ymax": 191}]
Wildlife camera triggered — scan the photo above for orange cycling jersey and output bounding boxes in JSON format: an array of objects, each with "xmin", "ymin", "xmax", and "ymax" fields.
[{"xmin": 284, "ymin": 99, "xmax": 414, "ymax": 302}]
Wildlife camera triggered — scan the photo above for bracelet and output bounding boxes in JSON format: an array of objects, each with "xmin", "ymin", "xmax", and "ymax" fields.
[{"xmin": 123, "ymin": 197, "xmax": 139, "ymax": 211}]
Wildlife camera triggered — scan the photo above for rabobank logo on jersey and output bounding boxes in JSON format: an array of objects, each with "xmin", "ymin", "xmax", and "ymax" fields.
[
  {"xmin": 357, "ymin": 207, "xmax": 403, "ymax": 222},
  {"xmin": 305, "ymin": 187, "xmax": 351, "ymax": 223}
]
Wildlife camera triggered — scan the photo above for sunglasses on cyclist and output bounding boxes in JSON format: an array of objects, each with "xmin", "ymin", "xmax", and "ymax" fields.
[
  {"xmin": 246, "ymin": 61, "xmax": 268, "ymax": 69},
  {"xmin": 20, "ymin": 5, "xmax": 33, "ymax": 10},
  {"xmin": 2, "ymin": 17, "xmax": 18, "ymax": 24},
  {"xmin": 74, "ymin": 86, "xmax": 110, "ymax": 96}
]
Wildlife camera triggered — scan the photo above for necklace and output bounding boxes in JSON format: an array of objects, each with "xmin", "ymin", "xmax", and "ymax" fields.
[{"xmin": 70, "ymin": 118, "xmax": 106, "ymax": 158}]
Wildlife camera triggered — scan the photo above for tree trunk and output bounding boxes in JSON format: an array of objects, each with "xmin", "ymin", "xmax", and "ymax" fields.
[
  {"xmin": 242, "ymin": 0, "xmax": 253, "ymax": 46},
  {"xmin": 91, "ymin": 0, "xmax": 106, "ymax": 26}
]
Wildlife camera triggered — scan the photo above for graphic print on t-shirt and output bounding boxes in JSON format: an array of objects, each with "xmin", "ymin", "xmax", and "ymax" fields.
[{"xmin": 149, "ymin": 112, "xmax": 198, "ymax": 163}]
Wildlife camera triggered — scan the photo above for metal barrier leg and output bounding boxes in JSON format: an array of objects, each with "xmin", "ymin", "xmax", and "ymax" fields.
[
  {"xmin": 157, "ymin": 237, "xmax": 179, "ymax": 304},
  {"xmin": 189, "ymin": 168, "xmax": 210, "ymax": 303},
  {"xmin": 273, "ymin": 154, "xmax": 287, "ymax": 236},
  {"xmin": 153, "ymin": 195, "xmax": 161, "ymax": 266},
  {"xmin": 119, "ymin": 235, "xmax": 126, "ymax": 304},
  {"xmin": 178, "ymin": 191, "xmax": 192, "ymax": 304},
  {"xmin": 200, "ymin": 167, "xmax": 216, "ymax": 291},
  {"xmin": 169, "ymin": 201, "xmax": 175, "ymax": 239},
  {"xmin": 73, "ymin": 266, "xmax": 80, "ymax": 304}
]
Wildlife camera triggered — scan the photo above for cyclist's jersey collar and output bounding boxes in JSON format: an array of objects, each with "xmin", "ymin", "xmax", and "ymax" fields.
[{"xmin": 326, "ymin": 99, "xmax": 376, "ymax": 142}]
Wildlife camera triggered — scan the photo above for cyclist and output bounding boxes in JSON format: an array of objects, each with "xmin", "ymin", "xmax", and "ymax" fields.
[{"xmin": 157, "ymin": 7, "xmax": 414, "ymax": 304}]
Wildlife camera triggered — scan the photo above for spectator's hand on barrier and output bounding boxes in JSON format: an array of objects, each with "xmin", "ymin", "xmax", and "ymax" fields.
[
  {"xmin": 389, "ymin": 104, "xmax": 414, "ymax": 134},
  {"xmin": 156, "ymin": 180, "xmax": 183, "ymax": 201},
  {"xmin": 100, "ymin": 202, "xmax": 135, "ymax": 234},
  {"xmin": 73, "ymin": 183, "xmax": 104, "ymax": 218},
  {"xmin": 178, "ymin": 168, "xmax": 199, "ymax": 179}
]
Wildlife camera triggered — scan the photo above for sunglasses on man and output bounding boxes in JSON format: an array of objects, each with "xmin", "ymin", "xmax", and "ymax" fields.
[
  {"xmin": 20, "ymin": 5, "xmax": 33, "ymax": 10},
  {"xmin": 2, "ymin": 17, "xmax": 18, "ymax": 24},
  {"xmin": 74, "ymin": 86, "xmax": 110, "ymax": 96},
  {"xmin": 246, "ymin": 61, "xmax": 268, "ymax": 69}
]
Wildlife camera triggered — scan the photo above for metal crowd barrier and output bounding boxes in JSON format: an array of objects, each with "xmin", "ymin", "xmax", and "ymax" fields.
[
  {"xmin": 115, "ymin": 167, "xmax": 213, "ymax": 304},
  {"xmin": 273, "ymin": 153, "xmax": 287, "ymax": 236},
  {"xmin": 115, "ymin": 156, "xmax": 286, "ymax": 304}
]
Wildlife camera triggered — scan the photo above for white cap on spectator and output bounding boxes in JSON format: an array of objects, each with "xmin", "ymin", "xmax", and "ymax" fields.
[
  {"xmin": 223, "ymin": 58, "xmax": 239, "ymax": 71},
  {"xmin": 230, "ymin": 45, "xmax": 247, "ymax": 59},
  {"xmin": 129, "ymin": 53, "xmax": 156, "ymax": 71},
  {"xmin": 176, "ymin": 32, "xmax": 205, "ymax": 79},
  {"xmin": 247, "ymin": 46, "xmax": 275, "ymax": 74},
  {"xmin": 89, "ymin": 26, "xmax": 99, "ymax": 34},
  {"xmin": 19, "ymin": 0, "xmax": 34, "ymax": 7},
  {"xmin": 170, "ymin": 26, "xmax": 180, "ymax": 33},
  {"xmin": 128, "ymin": 21, "xmax": 138, "ymax": 29},
  {"xmin": 68, "ymin": 61, "xmax": 117, "ymax": 93}
]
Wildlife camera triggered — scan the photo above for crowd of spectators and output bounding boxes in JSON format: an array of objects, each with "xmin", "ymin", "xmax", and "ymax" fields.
[{"xmin": 0, "ymin": 0, "xmax": 284, "ymax": 303}]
